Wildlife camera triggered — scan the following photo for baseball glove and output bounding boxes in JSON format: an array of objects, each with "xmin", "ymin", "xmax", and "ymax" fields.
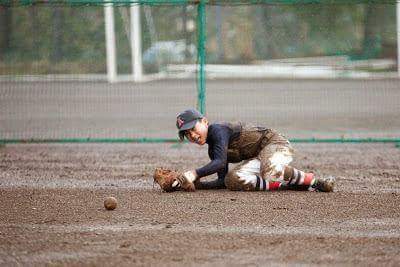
[{"xmin": 153, "ymin": 167, "xmax": 195, "ymax": 192}]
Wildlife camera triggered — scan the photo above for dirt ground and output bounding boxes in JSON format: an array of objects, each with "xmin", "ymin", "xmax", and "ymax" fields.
[{"xmin": 1, "ymin": 143, "xmax": 400, "ymax": 266}]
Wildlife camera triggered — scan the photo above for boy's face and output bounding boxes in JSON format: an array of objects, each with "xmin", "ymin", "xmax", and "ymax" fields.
[{"xmin": 185, "ymin": 118, "xmax": 208, "ymax": 145}]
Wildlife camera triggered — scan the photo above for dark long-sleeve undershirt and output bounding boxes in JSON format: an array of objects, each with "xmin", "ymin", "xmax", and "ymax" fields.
[{"xmin": 195, "ymin": 124, "xmax": 233, "ymax": 179}]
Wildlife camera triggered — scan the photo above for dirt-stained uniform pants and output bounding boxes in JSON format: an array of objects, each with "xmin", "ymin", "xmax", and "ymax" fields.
[{"xmin": 225, "ymin": 134, "xmax": 295, "ymax": 191}]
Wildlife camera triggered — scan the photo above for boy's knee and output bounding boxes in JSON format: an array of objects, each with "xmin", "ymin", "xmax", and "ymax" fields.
[
  {"xmin": 225, "ymin": 169, "xmax": 255, "ymax": 191},
  {"xmin": 262, "ymin": 149, "xmax": 293, "ymax": 179},
  {"xmin": 224, "ymin": 170, "xmax": 241, "ymax": 191}
]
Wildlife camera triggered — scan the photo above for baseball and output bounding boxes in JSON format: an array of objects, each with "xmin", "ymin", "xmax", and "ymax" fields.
[{"xmin": 104, "ymin": 196, "xmax": 117, "ymax": 210}]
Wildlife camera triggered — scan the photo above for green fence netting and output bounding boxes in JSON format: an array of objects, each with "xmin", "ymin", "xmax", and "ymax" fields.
[{"xmin": 0, "ymin": 0, "xmax": 399, "ymax": 143}]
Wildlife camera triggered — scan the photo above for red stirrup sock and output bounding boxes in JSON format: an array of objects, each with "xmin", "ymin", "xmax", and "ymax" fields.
[
  {"xmin": 255, "ymin": 176, "xmax": 283, "ymax": 191},
  {"xmin": 268, "ymin": 181, "xmax": 283, "ymax": 191},
  {"xmin": 304, "ymin": 173, "xmax": 316, "ymax": 186}
]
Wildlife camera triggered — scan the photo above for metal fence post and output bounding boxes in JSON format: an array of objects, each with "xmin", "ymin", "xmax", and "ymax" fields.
[{"xmin": 197, "ymin": 0, "xmax": 206, "ymax": 114}]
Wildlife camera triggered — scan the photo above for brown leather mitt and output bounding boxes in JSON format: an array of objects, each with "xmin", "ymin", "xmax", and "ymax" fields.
[{"xmin": 153, "ymin": 168, "xmax": 195, "ymax": 192}]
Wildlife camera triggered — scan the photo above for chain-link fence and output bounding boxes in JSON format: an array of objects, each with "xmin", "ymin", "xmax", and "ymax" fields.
[{"xmin": 0, "ymin": 1, "xmax": 399, "ymax": 142}]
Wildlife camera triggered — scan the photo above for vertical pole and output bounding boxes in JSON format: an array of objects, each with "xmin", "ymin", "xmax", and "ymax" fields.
[
  {"xmin": 131, "ymin": 4, "xmax": 143, "ymax": 82},
  {"xmin": 197, "ymin": 0, "xmax": 206, "ymax": 114},
  {"xmin": 397, "ymin": 1, "xmax": 400, "ymax": 76},
  {"xmin": 104, "ymin": 3, "xmax": 117, "ymax": 83}
]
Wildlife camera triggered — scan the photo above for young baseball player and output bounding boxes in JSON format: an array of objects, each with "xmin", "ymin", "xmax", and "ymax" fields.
[{"xmin": 174, "ymin": 108, "xmax": 335, "ymax": 192}]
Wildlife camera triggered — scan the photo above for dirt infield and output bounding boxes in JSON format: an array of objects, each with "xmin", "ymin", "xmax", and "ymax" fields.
[{"xmin": 1, "ymin": 143, "xmax": 400, "ymax": 266}]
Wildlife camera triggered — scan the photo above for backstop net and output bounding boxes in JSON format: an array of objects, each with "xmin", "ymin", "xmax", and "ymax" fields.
[
  {"xmin": 204, "ymin": 2, "xmax": 399, "ymax": 139},
  {"xmin": 0, "ymin": 2, "xmax": 198, "ymax": 140},
  {"xmin": 0, "ymin": 1, "xmax": 399, "ymax": 142}
]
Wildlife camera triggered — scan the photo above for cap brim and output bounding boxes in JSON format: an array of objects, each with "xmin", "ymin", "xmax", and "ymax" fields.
[
  {"xmin": 180, "ymin": 119, "xmax": 198, "ymax": 131},
  {"xmin": 178, "ymin": 119, "xmax": 198, "ymax": 140}
]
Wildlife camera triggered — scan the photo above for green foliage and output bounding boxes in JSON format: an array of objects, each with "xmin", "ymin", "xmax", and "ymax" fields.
[
  {"xmin": 0, "ymin": 2, "xmax": 396, "ymax": 74},
  {"xmin": 205, "ymin": 3, "xmax": 396, "ymax": 63},
  {"xmin": 1, "ymin": 6, "xmax": 107, "ymax": 74}
]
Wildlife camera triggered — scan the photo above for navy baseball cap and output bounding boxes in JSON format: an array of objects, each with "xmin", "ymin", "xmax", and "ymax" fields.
[{"xmin": 176, "ymin": 109, "xmax": 204, "ymax": 140}]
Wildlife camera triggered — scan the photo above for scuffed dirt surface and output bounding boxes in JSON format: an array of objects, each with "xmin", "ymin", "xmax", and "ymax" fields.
[{"xmin": 1, "ymin": 143, "xmax": 400, "ymax": 266}]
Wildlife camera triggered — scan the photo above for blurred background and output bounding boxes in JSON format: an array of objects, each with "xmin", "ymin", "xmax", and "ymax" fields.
[
  {"xmin": 0, "ymin": 4, "xmax": 397, "ymax": 76},
  {"xmin": 0, "ymin": 2, "xmax": 399, "ymax": 140}
]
